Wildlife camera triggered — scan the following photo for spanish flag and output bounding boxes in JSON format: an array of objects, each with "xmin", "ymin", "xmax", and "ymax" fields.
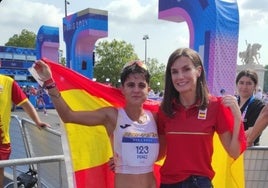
[{"xmin": 41, "ymin": 58, "xmax": 246, "ymax": 188}]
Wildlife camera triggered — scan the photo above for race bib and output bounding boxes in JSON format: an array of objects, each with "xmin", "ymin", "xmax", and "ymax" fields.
[{"xmin": 122, "ymin": 136, "xmax": 159, "ymax": 166}]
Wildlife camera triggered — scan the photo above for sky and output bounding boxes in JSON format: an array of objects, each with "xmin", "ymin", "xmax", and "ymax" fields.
[{"xmin": 0, "ymin": 0, "xmax": 267, "ymax": 66}]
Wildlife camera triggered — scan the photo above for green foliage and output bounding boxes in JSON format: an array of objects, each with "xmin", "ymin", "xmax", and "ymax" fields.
[
  {"xmin": 5, "ymin": 29, "xmax": 36, "ymax": 48},
  {"xmin": 58, "ymin": 49, "xmax": 66, "ymax": 66},
  {"xmin": 146, "ymin": 58, "xmax": 165, "ymax": 93},
  {"xmin": 94, "ymin": 39, "xmax": 166, "ymax": 90},
  {"xmin": 94, "ymin": 39, "xmax": 138, "ymax": 86}
]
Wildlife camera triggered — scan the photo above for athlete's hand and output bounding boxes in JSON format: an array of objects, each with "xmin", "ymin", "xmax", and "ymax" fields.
[
  {"xmin": 34, "ymin": 60, "xmax": 53, "ymax": 82},
  {"xmin": 108, "ymin": 157, "xmax": 115, "ymax": 173}
]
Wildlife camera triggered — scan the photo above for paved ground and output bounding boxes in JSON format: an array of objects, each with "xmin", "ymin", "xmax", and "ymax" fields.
[{"xmin": 12, "ymin": 108, "xmax": 62, "ymax": 131}]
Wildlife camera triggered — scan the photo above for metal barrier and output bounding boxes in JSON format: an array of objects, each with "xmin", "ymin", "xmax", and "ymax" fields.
[
  {"xmin": 1, "ymin": 155, "xmax": 64, "ymax": 188},
  {"xmin": 8, "ymin": 115, "xmax": 30, "ymax": 174},
  {"xmin": 20, "ymin": 118, "xmax": 69, "ymax": 188},
  {"xmin": 244, "ymin": 146, "xmax": 268, "ymax": 188},
  {"xmin": 4, "ymin": 115, "xmax": 72, "ymax": 188}
]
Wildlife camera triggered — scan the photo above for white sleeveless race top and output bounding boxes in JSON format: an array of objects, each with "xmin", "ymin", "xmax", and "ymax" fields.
[{"xmin": 113, "ymin": 108, "xmax": 159, "ymax": 174}]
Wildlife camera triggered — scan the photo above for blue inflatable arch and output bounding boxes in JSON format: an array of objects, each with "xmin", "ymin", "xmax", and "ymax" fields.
[
  {"xmin": 63, "ymin": 8, "xmax": 108, "ymax": 79},
  {"xmin": 36, "ymin": 25, "xmax": 59, "ymax": 62},
  {"xmin": 159, "ymin": 0, "xmax": 240, "ymax": 95}
]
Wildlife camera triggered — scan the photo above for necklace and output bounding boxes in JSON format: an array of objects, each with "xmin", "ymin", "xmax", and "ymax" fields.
[
  {"xmin": 137, "ymin": 113, "xmax": 147, "ymax": 124},
  {"xmin": 124, "ymin": 108, "xmax": 147, "ymax": 124}
]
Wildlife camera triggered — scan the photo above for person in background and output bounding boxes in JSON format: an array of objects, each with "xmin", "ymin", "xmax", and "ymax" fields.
[
  {"xmin": 157, "ymin": 48, "xmax": 245, "ymax": 188},
  {"xmin": 235, "ymin": 69, "xmax": 265, "ymax": 146},
  {"xmin": 0, "ymin": 60, "xmax": 49, "ymax": 187},
  {"xmin": 36, "ymin": 85, "xmax": 47, "ymax": 115},
  {"xmin": 33, "ymin": 59, "xmax": 160, "ymax": 188},
  {"xmin": 254, "ymin": 87, "xmax": 263, "ymax": 100},
  {"xmin": 247, "ymin": 104, "xmax": 268, "ymax": 146},
  {"xmin": 29, "ymin": 85, "xmax": 37, "ymax": 97},
  {"xmin": 22, "ymin": 85, "xmax": 31, "ymax": 98}
]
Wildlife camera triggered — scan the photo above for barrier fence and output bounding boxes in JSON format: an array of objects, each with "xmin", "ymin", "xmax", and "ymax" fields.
[
  {"xmin": 244, "ymin": 146, "xmax": 268, "ymax": 188},
  {"xmin": 4, "ymin": 115, "xmax": 268, "ymax": 188},
  {"xmin": 1, "ymin": 155, "xmax": 64, "ymax": 188},
  {"xmin": 4, "ymin": 115, "xmax": 71, "ymax": 188}
]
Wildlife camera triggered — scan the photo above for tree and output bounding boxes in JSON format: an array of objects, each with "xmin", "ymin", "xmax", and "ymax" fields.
[
  {"xmin": 94, "ymin": 39, "xmax": 138, "ymax": 86},
  {"xmin": 58, "ymin": 49, "xmax": 66, "ymax": 66},
  {"xmin": 146, "ymin": 58, "xmax": 165, "ymax": 93},
  {"xmin": 5, "ymin": 29, "xmax": 36, "ymax": 48},
  {"xmin": 94, "ymin": 39, "xmax": 166, "ymax": 90}
]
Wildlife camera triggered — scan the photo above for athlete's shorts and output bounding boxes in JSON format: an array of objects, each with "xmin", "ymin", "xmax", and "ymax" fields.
[{"xmin": 0, "ymin": 143, "xmax": 11, "ymax": 160}]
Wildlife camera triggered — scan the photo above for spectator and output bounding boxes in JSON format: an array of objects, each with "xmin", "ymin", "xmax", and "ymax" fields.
[
  {"xmin": 255, "ymin": 87, "xmax": 263, "ymax": 100},
  {"xmin": 0, "ymin": 60, "xmax": 49, "ymax": 187},
  {"xmin": 36, "ymin": 85, "xmax": 47, "ymax": 115},
  {"xmin": 235, "ymin": 69, "xmax": 265, "ymax": 145}
]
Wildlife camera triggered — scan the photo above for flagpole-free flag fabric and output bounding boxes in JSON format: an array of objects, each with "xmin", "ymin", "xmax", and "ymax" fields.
[
  {"xmin": 212, "ymin": 134, "xmax": 245, "ymax": 188},
  {"xmin": 40, "ymin": 58, "xmax": 245, "ymax": 188}
]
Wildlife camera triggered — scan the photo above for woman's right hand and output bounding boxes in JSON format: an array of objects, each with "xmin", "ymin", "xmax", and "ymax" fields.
[
  {"xmin": 34, "ymin": 60, "xmax": 53, "ymax": 82},
  {"xmin": 108, "ymin": 157, "xmax": 115, "ymax": 172}
]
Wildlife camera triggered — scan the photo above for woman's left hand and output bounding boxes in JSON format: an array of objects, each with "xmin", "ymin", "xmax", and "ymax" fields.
[{"xmin": 222, "ymin": 95, "xmax": 240, "ymax": 118}]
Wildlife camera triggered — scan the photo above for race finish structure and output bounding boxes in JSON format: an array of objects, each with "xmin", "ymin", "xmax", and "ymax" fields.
[
  {"xmin": 63, "ymin": 8, "xmax": 108, "ymax": 79},
  {"xmin": 159, "ymin": 0, "xmax": 239, "ymax": 95},
  {"xmin": 0, "ymin": 45, "xmax": 54, "ymax": 108}
]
